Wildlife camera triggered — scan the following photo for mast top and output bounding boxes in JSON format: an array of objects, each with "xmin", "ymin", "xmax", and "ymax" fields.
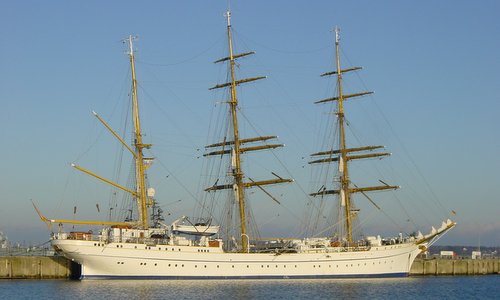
[
  {"xmin": 225, "ymin": 10, "xmax": 231, "ymax": 27},
  {"xmin": 335, "ymin": 27, "xmax": 340, "ymax": 45},
  {"xmin": 124, "ymin": 35, "xmax": 138, "ymax": 57}
]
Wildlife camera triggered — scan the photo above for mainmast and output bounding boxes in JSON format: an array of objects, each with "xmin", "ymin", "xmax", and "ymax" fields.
[
  {"xmin": 126, "ymin": 36, "xmax": 151, "ymax": 229},
  {"xmin": 224, "ymin": 10, "xmax": 247, "ymax": 253},
  {"xmin": 310, "ymin": 27, "xmax": 398, "ymax": 243},
  {"xmin": 207, "ymin": 11, "xmax": 292, "ymax": 253}
]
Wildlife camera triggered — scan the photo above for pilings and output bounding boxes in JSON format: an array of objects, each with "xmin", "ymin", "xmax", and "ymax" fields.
[
  {"xmin": 0, "ymin": 256, "xmax": 79, "ymax": 279},
  {"xmin": 410, "ymin": 258, "xmax": 500, "ymax": 276}
]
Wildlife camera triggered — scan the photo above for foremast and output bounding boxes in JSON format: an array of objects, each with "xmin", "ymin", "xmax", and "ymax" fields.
[
  {"xmin": 310, "ymin": 27, "xmax": 398, "ymax": 243},
  {"xmin": 206, "ymin": 11, "xmax": 292, "ymax": 253}
]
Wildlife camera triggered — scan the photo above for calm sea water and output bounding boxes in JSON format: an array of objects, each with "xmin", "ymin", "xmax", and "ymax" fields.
[{"xmin": 1, "ymin": 276, "xmax": 499, "ymax": 299}]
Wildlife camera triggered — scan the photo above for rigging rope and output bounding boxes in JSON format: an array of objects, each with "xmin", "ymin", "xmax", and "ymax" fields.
[
  {"xmin": 135, "ymin": 35, "xmax": 224, "ymax": 67},
  {"xmin": 235, "ymin": 29, "xmax": 330, "ymax": 55},
  {"xmin": 342, "ymin": 47, "xmax": 450, "ymax": 220}
]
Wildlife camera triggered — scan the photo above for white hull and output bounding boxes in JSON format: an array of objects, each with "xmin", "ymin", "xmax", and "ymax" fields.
[{"xmin": 53, "ymin": 239, "xmax": 423, "ymax": 279}]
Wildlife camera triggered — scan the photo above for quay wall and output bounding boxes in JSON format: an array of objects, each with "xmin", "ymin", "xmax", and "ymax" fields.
[
  {"xmin": 0, "ymin": 256, "xmax": 78, "ymax": 279},
  {"xmin": 410, "ymin": 258, "xmax": 499, "ymax": 276},
  {"xmin": 1, "ymin": 256, "xmax": 498, "ymax": 279}
]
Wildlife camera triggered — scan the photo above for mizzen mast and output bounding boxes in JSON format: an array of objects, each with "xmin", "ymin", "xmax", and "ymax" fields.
[
  {"xmin": 207, "ymin": 11, "xmax": 292, "ymax": 253},
  {"xmin": 126, "ymin": 35, "xmax": 151, "ymax": 229},
  {"xmin": 310, "ymin": 27, "xmax": 398, "ymax": 243},
  {"xmin": 35, "ymin": 36, "xmax": 152, "ymax": 229}
]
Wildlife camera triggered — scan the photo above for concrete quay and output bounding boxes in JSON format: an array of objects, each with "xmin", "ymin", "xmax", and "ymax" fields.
[
  {"xmin": 0, "ymin": 256, "xmax": 79, "ymax": 279},
  {"xmin": 0, "ymin": 256, "xmax": 498, "ymax": 279},
  {"xmin": 410, "ymin": 258, "xmax": 500, "ymax": 276}
]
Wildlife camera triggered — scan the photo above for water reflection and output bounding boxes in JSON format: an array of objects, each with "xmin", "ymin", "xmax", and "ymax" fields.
[{"xmin": 1, "ymin": 277, "xmax": 497, "ymax": 300}]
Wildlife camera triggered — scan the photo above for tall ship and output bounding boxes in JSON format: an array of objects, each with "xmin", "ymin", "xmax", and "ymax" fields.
[{"xmin": 35, "ymin": 11, "xmax": 454, "ymax": 279}]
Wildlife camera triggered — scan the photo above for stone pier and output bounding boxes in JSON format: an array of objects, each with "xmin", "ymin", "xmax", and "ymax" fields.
[
  {"xmin": 0, "ymin": 256, "xmax": 498, "ymax": 279},
  {"xmin": 0, "ymin": 256, "xmax": 80, "ymax": 279},
  {"xmin": 410, "ymin": 258, "xmax": 499, "ymax": 275}
]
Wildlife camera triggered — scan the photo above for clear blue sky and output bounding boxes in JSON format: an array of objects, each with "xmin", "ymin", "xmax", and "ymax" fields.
[{"xmin": 1, "ymin": 1, "xmax": 499, "ymax": 246}]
